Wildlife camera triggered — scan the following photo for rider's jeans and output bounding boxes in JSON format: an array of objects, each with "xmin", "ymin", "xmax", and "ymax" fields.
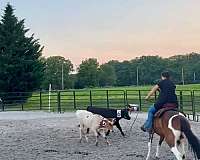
[{"xmin": 144, "ymin": 105, "xmax": 157, "ymax": 129}]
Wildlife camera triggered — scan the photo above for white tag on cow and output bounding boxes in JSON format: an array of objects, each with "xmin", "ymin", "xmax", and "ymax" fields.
[{"xmin": 117, "ymin": 110, "xmax": 121, "ymax": 118}]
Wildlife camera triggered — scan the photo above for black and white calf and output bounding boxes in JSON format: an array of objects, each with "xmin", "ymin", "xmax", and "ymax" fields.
[{"xmin": 87, "ymin": 106, "xmax": 136, "ymax": 136}]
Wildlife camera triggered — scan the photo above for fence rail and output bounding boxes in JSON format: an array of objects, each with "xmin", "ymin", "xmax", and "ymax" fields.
[{"xmin": 0, "ymin": 90, "xmax": 200, "ymax": 121}]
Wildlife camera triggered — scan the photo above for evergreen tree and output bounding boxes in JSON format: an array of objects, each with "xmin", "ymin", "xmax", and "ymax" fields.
[{"xmin": 0, "ymin": 4, "xmax": 44, "ymax": 102}]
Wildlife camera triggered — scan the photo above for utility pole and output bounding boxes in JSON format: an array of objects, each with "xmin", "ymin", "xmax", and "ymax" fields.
[
  {"xmin": 136, "ymin": 67, "xmax": 139, "ymax": 86},
  {"xmin": 61, "ymin": 63, "xmax": 64, "ymax": 90},
  {"xmin": 181, "ymin": 67, "xmax": 184, "ymax": 85}
]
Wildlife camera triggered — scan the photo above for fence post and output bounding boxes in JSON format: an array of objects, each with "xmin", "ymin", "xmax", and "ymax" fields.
[
  {"xmin": 191, "ymin": 91, "xmax": 195, "ymax": 121},
  {"xmin": 125, "ymin": 90, "xmax": 128, "ymax": 107},
  {"xmin": 124, "ymin": 91, "xmax": 128, "ymax": 108},
  {"xmin": 139, "ymin": 90, "xmax": 142, "ymax": 111},
  {"xmin": 2, "ymin": 103, "xmax": 4, "ymax": 111},
  {"xmin": 90, "ymin": 90, "xmax": 93, "ymax": 107},
  {"xmin": 57, "ymin": 91, "xmax": 61, "ymax": 113},
  {"xmin": 40, "ymin": 91, "xmax": 42, "ymax": 110},
  {"xmin": 179, "ymin": 91, "xmax": 183, "ymax": 112},
  {"xmin": 106, "ymin": 90, "xmax": 109, "ymax": 108},
  {"xmin": 0, "ymin": 99, "xmax": 4, "ymax": 111},
  {"xmin": 73, "ymin": 91, "xmax": 76, "ymax": 109}
]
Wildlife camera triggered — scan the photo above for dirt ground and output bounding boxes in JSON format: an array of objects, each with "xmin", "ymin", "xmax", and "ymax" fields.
[{"xmin": 0, "ymin": 111, "xmax": 199, "ymax": 160}]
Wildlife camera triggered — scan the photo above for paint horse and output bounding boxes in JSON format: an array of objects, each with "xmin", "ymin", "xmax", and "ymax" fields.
[{"xmin": 146, "ymin": 105, "xmax": 200, "ymax": 160}]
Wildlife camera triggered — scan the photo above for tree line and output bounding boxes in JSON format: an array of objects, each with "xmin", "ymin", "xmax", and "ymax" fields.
[
  {"xmin": 1, "ymin": 4, "xmax": 200, "ymax": 96},
  {"xmin": 41, "ymin": 53, "xmax": 200, "ymax": 90}
]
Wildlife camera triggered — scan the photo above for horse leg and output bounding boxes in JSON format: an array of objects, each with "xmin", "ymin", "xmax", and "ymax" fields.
[
  {"xmin": 155, "ymin": 136, "xmax": 164, "ymax": 158},
  {"xmin": 168, "ymin": 115, "xmax": 184, "ymax": 160},
  {"xmin": 115, "ymin": 120, "xmax": 125, "ymax": 136},
  {"xmin": 146, "ymin": 133, "xmax": 154, "ymax": 160},
  {"xmin": 179, "ymin": 134, "xmax": 186, "ymax": 159}
]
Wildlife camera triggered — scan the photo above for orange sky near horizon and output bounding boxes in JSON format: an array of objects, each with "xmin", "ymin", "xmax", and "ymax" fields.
[{"xmin": 1, "ymin": 0, "xmax": 200, "ymax": 66}]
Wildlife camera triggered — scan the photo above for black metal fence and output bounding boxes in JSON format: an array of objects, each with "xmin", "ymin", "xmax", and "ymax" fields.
[{"xmin": 0, "ymin": 90, "xmax": 200, "ymax": 121}]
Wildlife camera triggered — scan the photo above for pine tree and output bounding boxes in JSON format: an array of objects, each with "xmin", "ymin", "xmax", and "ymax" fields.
[{"xmin": 0, "ymin": 4, "xmax": 44, "ymax": 102}]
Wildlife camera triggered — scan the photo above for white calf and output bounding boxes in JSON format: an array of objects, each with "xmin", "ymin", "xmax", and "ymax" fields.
[{"xmin": 76, "ymin": 110, "xmax": 114, "ymax": 146}]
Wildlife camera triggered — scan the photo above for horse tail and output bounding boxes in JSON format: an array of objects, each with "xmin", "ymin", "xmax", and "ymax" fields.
[{"xmin": 180, "ymin": 116, "xmax": 200, "ymax": 159}]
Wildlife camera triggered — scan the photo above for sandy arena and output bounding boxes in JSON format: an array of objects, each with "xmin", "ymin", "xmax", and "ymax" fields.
[{"xmin": 0, "ymin": 111, "xmax": 199, "ymax": 160}]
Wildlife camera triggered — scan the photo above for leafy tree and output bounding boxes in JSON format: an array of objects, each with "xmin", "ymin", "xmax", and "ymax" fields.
[
  {"xmin": 167, "ymin": 53, "xmax": 200, "ymax": 84},
  {"xmin": 106, "ymin": 60, "xmax": 128, "ymax": 86},
  {"xmin": 134, "ymin": 56, "xmax": 167, "ymax": 85},
  {"xmin": 76, "ymin": 58, "xmax": 99, "ymax": 88},
  {"xmin": 99, "ymin": 63, "xmax": 116, "ymax": 87},
  {"xmin": 0, "ymin": 4, "xmax": 44, "ymax": 102},
  {"xmin": 42, "ymin": 56, "xmax": 73, "ymax": 90}
]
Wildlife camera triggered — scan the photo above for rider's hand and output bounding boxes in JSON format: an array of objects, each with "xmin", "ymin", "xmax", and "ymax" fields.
[{"xmin": 145, "ymin": 96, "xmax": 149, "ymax": 101}]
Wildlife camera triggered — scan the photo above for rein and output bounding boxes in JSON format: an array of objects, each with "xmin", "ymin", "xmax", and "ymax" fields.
[{"xmin": 126, "ymin": 111, "xmax": 139, "ymax": 136}]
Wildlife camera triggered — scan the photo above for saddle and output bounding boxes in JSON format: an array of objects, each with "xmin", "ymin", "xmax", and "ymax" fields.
[{"xmin": 154, "ymin": 103, "xmax": 181, "ymax": 118}]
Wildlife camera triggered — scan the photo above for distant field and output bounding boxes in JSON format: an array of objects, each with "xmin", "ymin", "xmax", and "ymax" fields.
[{"xmin": 89, "ymin": 83, "xmax": 200, "ymax": 91}]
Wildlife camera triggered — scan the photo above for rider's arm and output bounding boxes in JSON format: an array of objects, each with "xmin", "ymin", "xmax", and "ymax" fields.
[{"xmin": 145, "ymin": 85, "xmax": 159, "ymax": 100}]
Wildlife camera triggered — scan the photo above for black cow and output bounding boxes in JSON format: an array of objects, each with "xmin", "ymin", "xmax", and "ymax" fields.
[{"xmin": 87, "ymin": 106, "xmax": 132, "ymax": 136}]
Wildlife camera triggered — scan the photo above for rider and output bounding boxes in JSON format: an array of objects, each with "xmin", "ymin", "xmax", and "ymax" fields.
[{"xmin": 141, "ymin": 71, "xmax": 178, "ymax": 132}]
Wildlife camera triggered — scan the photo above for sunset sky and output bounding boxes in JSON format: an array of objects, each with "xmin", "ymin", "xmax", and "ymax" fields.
[{"xmin": 1, "ymin": 0, "xmax": 200, "ymax": 66}]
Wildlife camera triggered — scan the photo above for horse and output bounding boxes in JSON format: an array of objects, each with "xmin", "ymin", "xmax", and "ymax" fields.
[{"xmin": 145, "ymin": 106, "xmax": 200, "ymax": 160}]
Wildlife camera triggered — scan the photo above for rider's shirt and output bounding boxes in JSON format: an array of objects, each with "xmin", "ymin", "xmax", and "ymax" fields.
[{"xmin": 154, "ymin": 79, "xmax": 178, "ymax": 110}]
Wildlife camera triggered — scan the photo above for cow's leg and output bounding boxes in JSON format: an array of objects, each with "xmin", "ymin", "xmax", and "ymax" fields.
[
  {"xmin": 105, "ymin": 130, "xmax": 110, "ymax": 136},
  {"xmin": 93, "ymin": 130, "xmax": 99, "ymax": 146},
  {"xmin": 115, "ymin": 120, "xmax": 125, "ymax": 136},
  {"xmin": 79, "ymin": 124, "xmax": 83, "ymax": 143},
  {"xmin": 84, "ymin": 131, "xmax": 88, "ymax": 143},
  {"xmin": 155, "ymin": 136, "xmax": 164, "ymax": 158},
  {"xmin": 101, "ymin": 131, "xmax": 111, "ymax": 145}
]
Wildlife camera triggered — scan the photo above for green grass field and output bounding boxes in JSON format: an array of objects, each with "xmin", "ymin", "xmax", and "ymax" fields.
[
  {"xmin": 2, "ymin": 84, "xmax": 200, "ymax": 112},
  {"xmin": 2, "ymin": 84, "xmax": 200, "ymax": 113},
  {"xmin": 89, "ymin": 83, "xmax": 200, "ymax": 90}
]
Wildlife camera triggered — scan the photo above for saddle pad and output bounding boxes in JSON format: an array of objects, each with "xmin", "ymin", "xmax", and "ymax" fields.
[{"xmin": 154, "ymin": 107, "xmax": 179, "ymax": 118}]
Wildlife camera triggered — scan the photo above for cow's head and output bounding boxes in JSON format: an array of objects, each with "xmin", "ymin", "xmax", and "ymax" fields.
[
  {"xmin": 123, "ymin": 104, "xmax": 139, "ymax": 120},
  {"xmin": 127, "ymin": 104, "xmax": 139, "ymax": 113},
  {"xmin": 100, "ymin": 118, "xmax": 114, "ymax": 131},
  {"xmin": 123, "ymin": 110, "xmax": 131, "ymax": 120}
]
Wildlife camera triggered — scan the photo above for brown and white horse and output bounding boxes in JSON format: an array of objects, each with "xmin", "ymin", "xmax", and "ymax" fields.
[{"xmin": 146, "ymin": 110, "xmax": 200, "ymax": 160}]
